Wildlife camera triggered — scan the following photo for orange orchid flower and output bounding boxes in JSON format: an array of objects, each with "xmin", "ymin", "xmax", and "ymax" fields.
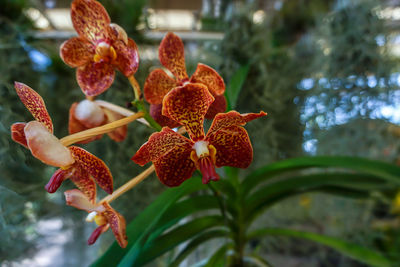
[
  {"xmin": 143, "ymin": 32, "xmax": 227, "ymax": 128},
  {"xmin": 65, "ymin": 189, "xmax": 127, "ymax": 248},
  {"xmin": 132, "ymin": 83, "xmax": 266, "ymax": 186},
  {"xmin": 60, "ymin": 0, "xmax": 139, "ymax": 97},
  {"xmin": 69, "ymin": 100, "xmax": 127, "ymax": 143},
  {"xmin": 10, "ymin": 82, "xmax": 113, "ymax": 202}
]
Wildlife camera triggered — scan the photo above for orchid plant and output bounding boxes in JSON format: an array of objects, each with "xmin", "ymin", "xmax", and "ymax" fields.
[
  {"xmin": 10, "ymin": 0, "xmax": 264, "ymax": 250},
  {"xmin": 10, "ymin": 0, "xmax": 398, "ymax": 266}
]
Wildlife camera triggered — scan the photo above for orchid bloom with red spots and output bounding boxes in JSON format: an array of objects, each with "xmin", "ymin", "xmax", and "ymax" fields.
[
  {"xmin": 64, "ymin": 189, "xmax": 127, "ymax": 248},
  {"xmin": 68, "ymin": 100, "xmax": 127, "ymax": 143},
  {"xmin": 132, "ymin": 83, "xmax": 266, "ymax": 186},
  {"xmin": 10, "ymin": 82, "xmax": 113, "ymax": 202},
  {"xmin": 143, "ymin": 32, "xmax": 227, "ymax": 128},
  {"xmin": 60, "ymin": 0, "xmax": 139, "ymax": 97}
]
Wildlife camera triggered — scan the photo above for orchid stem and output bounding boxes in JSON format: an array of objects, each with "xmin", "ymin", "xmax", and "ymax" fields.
[
  {"xmin": 95, "ymin": 100, "xmax": 149, "ymax": 126},
  {"xmin": 126, "ymin": 75, "xmax": 162, "ymax": 131},
  {"xmin": 100, "ymin": 165, "xmax": 155, "ymax": 204},
  {"xmin": 60, "ymin": 112, "xmax": 144, "ymax": 146},
  {"xmin": 128, "ymin": 75, "xmax": 141, "ymax": 100}
]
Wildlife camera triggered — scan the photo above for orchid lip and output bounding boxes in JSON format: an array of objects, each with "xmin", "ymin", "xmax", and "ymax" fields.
[{"xmin": 198, "ymin": 156, "xmax": 219, "ymax": 184}]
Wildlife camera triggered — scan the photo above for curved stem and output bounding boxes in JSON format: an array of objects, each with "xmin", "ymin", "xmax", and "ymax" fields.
[
  {"xmin": 60, "ymin": 112, "xmax": 144, "ymax": 146},
  {"xmin": 128, "ymin": 75, "xmax": 142, "ymax": 100},
  {"xmin": 100, "ymin": 165, "xmax": 155, "ymax": 204}
]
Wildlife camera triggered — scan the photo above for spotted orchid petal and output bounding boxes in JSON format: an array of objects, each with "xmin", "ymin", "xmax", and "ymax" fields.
[
  {"xmin": 77, "ymin": 61, "xmax": 115, "ymax": 96},
  {"xmin": 69, "ymin": 146, "xmax": 113, "ymax": 194},
  {"xmin": 207, "ymin": 126, "xmax": 254, "ymax": 168},
  {"xmin": 150, "ymin": 104, "xmax": 180, "ymax": 128},
  {"xmin": 205, "ymin": 94, "xmax": 227, "ymax": 119},
  {"xmin": 102, "ymin": 202, "xmax": 128, "ymax": 248},
  {"xmin": 144, "ymin": 69, "xmax": 177, "ymax": 104},
  {"xmin": 154, "ymin": 145, "xmax": 195, "ymax": 187},
  {"xmin": 206, "ymin": 111, "xmax": 267, "ymax": 139},
  {"xmin": 102, "ymin": 108, "xmax": 127, "ymax": 142},
  {"xmin": 162, "ymin": 83, "xmax": 214, "ymax": 141},
  {"xmin": 132, "ymin": 127, "xmax": 194, "ymax": 186},
  {"xmin": 190, "ymin": 63, "xmax": 225, "ymax": 96},
  {"xmin": 132, "ymin": 127, "xmax": 192, "ymax": 165},
  {"xmin": 11, "ymin": 122, "xmax": 28, "ymax": 148},
  {"xmin": 69, "ymin": 167, "xmax": 97, "ymax": 203},
  {"xmin": 25, "ymin": 121, "xmax": 75, "ymax": 167},
  {"xmin": 159, "ymin": 32, "xmax": 188, "ymax": 82},
  {"xmin": 68, "ymin": 103, "xmax": 103, "ymax": 144},
  {"xmin": 109, "ymin": 23, "xmax": 128, "ymax": 45},
  {"xmin": 14, "ymin": 82, "xmax": 53, "ymax": 133},
  {"xmin": 60, "ymin": 37, "xmax": 94, "ymax": 68},
  {"xmin": 71, "ymin": 0, "xmax": 111, "ymax": 44},
  {"xmin": 113, "ymin": 38, "xmax": 139, "ymax": 77},
  {"xmin": 64, "ymin": 189, "xmax": 104, "ymax": 212}
]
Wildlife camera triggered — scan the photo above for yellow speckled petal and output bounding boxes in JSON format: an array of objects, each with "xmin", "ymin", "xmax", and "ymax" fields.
[
  {"xmin": 207, "ymin": 126, "xmax": 253, "ymax": 168},
  {"xmin": 70, "ymin": 166, "xmax": 97, "ymax": 203},
  {"xmin": 102, "ymin": 202, "xmax": 128, "ymax": 248},
  {"xmin": 144, "ymin": 69, "xmax": 177, "ymax": 104},
  {"xmin": 69, "ymin": 146, "xmax": 113, "ymax": 194},
  {"xmin": 162, "ymin": 83, "xmax": 214, "ymax": 141},
  {"xmin": 159, "ymin": 32, "xmax": 188, "ymax": 82},
  {"xmin": 206, "ymin": 111, "xmax": 267, "ymax": 138},
  {"xmin": 190, "ymin": 63, "xmax": 225, "ymax": 96},
  {"xmin": 60, "ymin": 37, "xmax": 94, "ymax": 68},
  {"xmin": 113, "ymin": 38, "xmax": 139, "ymax": 77},
  {"xmin": 14, "ymin": 82, "xmax": 53, "ymax": 133},
  {"xmin": 132, "ymin": 127, "xmax": 192, "ymax": 166},
  {"xmin": 71, "ymin": 0, "xmax": 111, "ymax": 43},
  {"xmin": 154, "ymin": 142, "xmax": 195, "ymax": 187},
  {"xmin": 76, "ymin": 61, "xmax": 115, "ymax": 96}
]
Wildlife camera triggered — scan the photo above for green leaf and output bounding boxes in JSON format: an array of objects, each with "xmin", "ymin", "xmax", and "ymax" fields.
[
  {"xmin": 245, "ymin": 173, "xmax": 386, "ymax": 223},
  {"xmin": 242, "ymin": 156, "xmax": 400, "ymax": 195},
  {"xmin": 248, "ymin": 228, "xmax": 392, "ymax": 267},
  {"xmin": 226, "ymin": 64, "xmax": 250, "ymax": 109},
  {"xmin": 203, "ymin": 243, "xmax": 232, "ymax": 267},
  {"xmin": 135, "ymin": 216, "xmax": 226, "ymax": 266},
  {"xmin": 91, "ymin": 177, "xmax": 206, "ymax": 267},
  {"xmin": 169, "ymin": 229, "xmax": 228, "ymax": 267},
  {"xmin": 150, "ymin": 195, "xmax": 221, "ymax": 241}
]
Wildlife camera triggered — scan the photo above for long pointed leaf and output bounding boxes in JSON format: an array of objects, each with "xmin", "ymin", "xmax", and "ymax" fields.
[
  {"xmin": 169, "ymin": 229, "xmax": 228, "ymax": 267},
  {"xmin": 135, "ymin": 216, "xmax": 225, "ymax": 266},
  {"xmin": 203, "ymin": 243, "xmax": 232, "ymax": 267},
  {"xmin": 248, "ymin": 228, "xmax": 392, "ymax": 267},
  {"xmin": 243, "ymin": 156, "xmax": 400, "ymax": 195},
  {"xmin": 245, "ymin": 173, "xmax": 386, "ymax": 223}
]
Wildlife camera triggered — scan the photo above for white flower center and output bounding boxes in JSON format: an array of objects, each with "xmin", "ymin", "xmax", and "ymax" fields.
[
  {"xmin": 75, "ymin": 100, "xmax": 105, "ymax": 126},
  {"xmin": 86, "ymin": 211, "xmax": 97, "ymax": 222},
  {"xmin": 193, "ymin": 141, "xmax": 209, "ymax": 158}
]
